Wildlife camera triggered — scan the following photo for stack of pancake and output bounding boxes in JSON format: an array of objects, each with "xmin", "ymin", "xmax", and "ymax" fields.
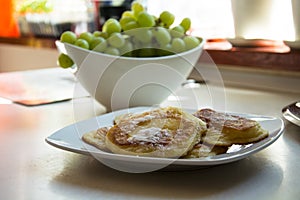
[{"xmin": 82, "ymin": 107, "xmax": 269, "ymax": 158}]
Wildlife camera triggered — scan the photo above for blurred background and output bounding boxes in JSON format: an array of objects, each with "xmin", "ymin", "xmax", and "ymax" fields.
[
  {"xmin": 0, "ymin": 0, "xmax": 299, "ymax": 76},
  {"xmin": 0, "ymin": 0, "xmax": 298, "ymax": 41}
]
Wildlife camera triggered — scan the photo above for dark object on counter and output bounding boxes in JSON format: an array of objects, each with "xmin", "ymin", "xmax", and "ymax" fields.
[
  {"xmin": 27, "ymin": 22, "xmax": 72, "ymax": 38},
  {"xmin": 98, "ymin": 0, "xmax": 133, "ymax": 27}
]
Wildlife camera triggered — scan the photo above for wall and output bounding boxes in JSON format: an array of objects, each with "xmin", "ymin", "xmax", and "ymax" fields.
[{"xmin": 0, "ymin": 44, "xmax": 59, "ymax": 72}]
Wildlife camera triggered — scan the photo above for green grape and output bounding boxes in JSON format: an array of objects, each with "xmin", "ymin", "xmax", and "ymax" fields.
[
  {"xmin": 120, "ymin": 16, "xmax": 136, "ymax": 30},
  {"xmin": 122, "ymin": 10, "xmax": 134, "ymax": 18},
  {"xmin": 180, "ymin": 18, "xmax": 191, "ymax": 32},
  {"xmin": 160, "ymin": 43, "xmax": 172, "ymax": 51},
  {"xmin": 93, "ymin": 31, "xmax": 108, "ymax": 39},
  {"xmin": 102, "ymin": 18, "xmax": 121, "ymax": 35},
  {"xmin": 131, "ymin": 2, "xmax": 144, "ymax": 13},
  {"xmin": 119, "ymin": 40, "xmax": 133, "ymax": 56},
  {"xmin": 171, "ymin": 38, "xmax": 186, "ymax": 53},
  {"xmin": 104, "ymin": 47, "xmax": 120, "ymax": 56},
  {"xmin": 58, "ymin": 5, "xmax": 201, "ymax": 61},
  {"xmin": 74, "ymin": 38, "xmax": 90, "ymax": 49},
  {"xmin": 153, "ymin": 27, "xmax": 171, "ymax": 46},
  {"xmin": 58, "ymin": 53, "xmax": 74, "ymax": 68},
  {"xmin": 122, "ymin": 21, "xmax": 139, "ymax": 31},
  {"xmin": 131, "ymin": 1, "xmax": 144, "ymax": 18},
  {"xmin": 137, "ymin": 11, "xmax": 155, "ymax": 27},
  {"xmin": 90, "ymin": 37, "xmax": 106, "ymax": 50},
  {"xmin": 120, "ymin": 16, "xmax": 135, "ymax": 27},
  {"xmin": 170, "ymin": 25, "xmax": 185, "ymax": 38},
  {"xmin": 78, "ymin": 32, "xmax": 94, "ymax": 44},
  {"xmin": 131, "ymin": 36, "xmax": 142, "ymax": 49},
  {"xmin": 159, "ymin": 11, "xmax": 175, "ymax": 28},
  {"xmin": 107, "ymin": 32, "xmax": 125, "ymax": 48},
  {"xmin": 93, "ymin": 40, "xmax": 107, "ymax": 53},
  {"xmin": 130, "ymin": 28, "xmax": 153, "ymax": 44},
  {"xmin": 60, "ymin": 31, "xmax": 77, "ymax": 44},
  {"xmin": 183, "ymin": 35, "xmax": 200, "ymax": 50}
]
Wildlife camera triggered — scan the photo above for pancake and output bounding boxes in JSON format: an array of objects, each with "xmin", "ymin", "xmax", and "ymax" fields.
[
  {"xmin": 113, "ymin": 113, "xmax": 133, "ymax": 125},
  {"xmin": 82, "ymin": 127, "xmax": 110, "ymax": 151},
  {"xmin": 183, "ymin": 142, "xmax": 228, "ymax": 158},
  {"xmin": 82, "ymin": 113, "xmax": 132, "ymax": 151},
  {"xmin": 105, "ymin": 106, "xmax": 207, "ymax": 158},
  {"xmin": 193, "ymin": 108, "xmax": 269, "ymax": 146}
]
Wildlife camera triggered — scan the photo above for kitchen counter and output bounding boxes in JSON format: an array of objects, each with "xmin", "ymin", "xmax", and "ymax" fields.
[{"xmin": 0, "ymin": 68, "xmax": 299, "ymax": 200}]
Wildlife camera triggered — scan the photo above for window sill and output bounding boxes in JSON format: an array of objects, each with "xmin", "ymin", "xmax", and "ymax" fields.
[{"xmin": 204, "ymin": 39, "xmax": 300, "ymax": 74}]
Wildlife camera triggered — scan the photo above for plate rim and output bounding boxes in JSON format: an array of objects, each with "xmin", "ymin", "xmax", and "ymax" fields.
[{"xmin": 45, "ymin": 106, "xmax": 284, "ymax": 166}]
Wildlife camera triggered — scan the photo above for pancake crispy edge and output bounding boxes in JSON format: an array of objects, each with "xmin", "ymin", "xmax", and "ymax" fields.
[
  {"xmin": 183, "ymin": 142, "xmax": 228, "ymax": 158},
  {"xmin": 82, "ymin": 127, "xmax": 110, "ymax": 151}
]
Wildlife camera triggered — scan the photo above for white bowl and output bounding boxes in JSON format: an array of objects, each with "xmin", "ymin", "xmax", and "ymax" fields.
[{"xmin": 56, "ymin": 39, "xmax": 205, "ymax": 111}]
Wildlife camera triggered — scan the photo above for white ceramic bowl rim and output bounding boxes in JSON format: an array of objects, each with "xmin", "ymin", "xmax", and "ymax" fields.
[{"xmin": 58, "ymin": 38, "xmax": 205, "ymax": 61}]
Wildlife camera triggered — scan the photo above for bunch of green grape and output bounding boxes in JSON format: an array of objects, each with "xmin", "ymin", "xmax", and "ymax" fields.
[{"xmin": 58, "ymin": 1, "xmax": 202, "ymax": 68}]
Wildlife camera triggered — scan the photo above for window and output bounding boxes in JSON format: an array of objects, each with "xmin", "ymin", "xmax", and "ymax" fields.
[
  {"xmin": 147, "ymin": 0, "xmax": 300, "ymax": 75},
  {"xmin": 147, "ymin": 0, "xmax": 296, "ymax": 41}
]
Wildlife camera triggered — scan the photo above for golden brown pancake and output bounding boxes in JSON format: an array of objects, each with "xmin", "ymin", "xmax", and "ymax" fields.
[
  {"xmin": 113, "ymin": 113, "xmax": 133, "ymax": 125},
  {"xmin": 105, "ymin": 106, "xmax": 207, "ymax": 158},
  {"xmin": 82, "ymin": 127, "xmax": 110, "ymax": 151},
  {"xmin": 82, "ymin": 113, "xmax": 132, "ymax": 151},
  {"xmin": 193, "ymin": 108, "xmax": 269, "ymax": 146},
  {"xmin": 82, "ymin": 107, "xmax": 269, "ymax": 159},
  {"xmin": 183, "ymin": 142, "xmax": 228, "ymax": 158}
]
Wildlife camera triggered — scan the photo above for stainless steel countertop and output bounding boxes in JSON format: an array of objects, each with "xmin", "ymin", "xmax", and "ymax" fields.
[{"xmin": 0, "ymin": 68, "xmax": 299, "ymax": 200}]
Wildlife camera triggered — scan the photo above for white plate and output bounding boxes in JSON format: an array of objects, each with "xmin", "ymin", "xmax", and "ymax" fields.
[{"xmin": 46, "ymin": 107, "xmax": 284, "ymax": 172}]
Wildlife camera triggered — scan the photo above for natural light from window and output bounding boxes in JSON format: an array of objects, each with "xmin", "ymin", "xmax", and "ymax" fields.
[{"xmin": 147, "ymin": 0, "xmax": 295, "ymax": 41}]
